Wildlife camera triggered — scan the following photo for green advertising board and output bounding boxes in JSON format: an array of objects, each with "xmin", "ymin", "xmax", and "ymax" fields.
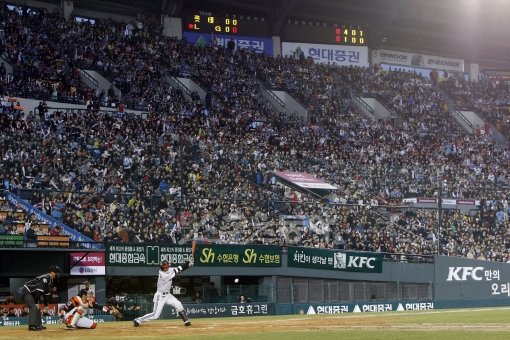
[
  {"xmin": 0, "ymin": 234, "xmax": 24, "ymax": 247},
  {"xmin": 287, "ymin": 247, "xmax": 382, "ymax": 273},
  {"xmin": 196, "ymin": 244, "xmax": 282, "ymax": 267},
  {"xmin": 106, "ymin": 243, "xmax": 192, "ymax": 266}
]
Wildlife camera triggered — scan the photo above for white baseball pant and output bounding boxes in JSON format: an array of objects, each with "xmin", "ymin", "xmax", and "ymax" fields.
[{"xmin": 135, "ymin": 291, "xmax": 184, "ymax": 324}]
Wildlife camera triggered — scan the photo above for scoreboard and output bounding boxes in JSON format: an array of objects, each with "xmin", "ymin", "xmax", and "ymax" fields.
[
  {"xmin": 184, "ymin": 12, "xmax": 240, "ymax": 34},
  {"xmin": 182, "ymin": 11, "xmax": 367, "ymax": 46},
  {"xmin": 282, "ymin": 22, "xmax": 368, "ymax": 46},
  {"xmin": 333, "ymin": 26, "xmax": 366, "ymax": 46}
]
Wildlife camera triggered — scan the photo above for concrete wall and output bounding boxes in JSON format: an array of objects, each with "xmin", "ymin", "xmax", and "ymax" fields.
[
  {"xmin": 162, "ymin": 16, "xmax": 182, "ymax": 38},
  {"xmin": 11, "ymin": 96, "xmax": 147, "ymax": 117},
  {"xmin": 362, "ymin": 97, "xmax": 393, "ymax": 120},
  {"xmin": 260, "ymin": 87, "xmax": 286, "ymax": 113},
  {"xmin": 452, "ymin": 111, "xmax": 475, "ymax": 133},
  {"xmin": 0, "ymin": 57, "xmax": 13, "ymax": 76},
  {"xmin": 271, "ymin": 90, "xmax": 308, "ymax": 121},
  {"xmin": 459, "ymin": 110, "xmax": 485, "ymax": 130},
  {"xmin": 175, "ymin": 77, "xmax": 206, "ymax": 100},
  {"xmin": 82, "ymin": 70, "xmax": 121, "ymax": 100},
  {"xmin": 353, "ymin": 96, "xmax": 376, "ymax": 121}
]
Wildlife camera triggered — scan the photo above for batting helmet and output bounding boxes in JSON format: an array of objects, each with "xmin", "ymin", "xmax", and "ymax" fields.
[{"xmin": 160, "ymin": 260, "xmax": 170, "ymax": 270}]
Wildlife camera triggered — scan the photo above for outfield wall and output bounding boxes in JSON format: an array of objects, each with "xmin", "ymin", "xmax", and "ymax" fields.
[{"xmin": 3, "ymin": 245, "xmax": 510, "ymax": 316}]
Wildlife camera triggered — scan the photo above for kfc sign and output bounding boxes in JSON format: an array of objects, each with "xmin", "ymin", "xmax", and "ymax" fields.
[{"xmin": 446, "ymin": 267, "xmax": 484, "ymax": 281}]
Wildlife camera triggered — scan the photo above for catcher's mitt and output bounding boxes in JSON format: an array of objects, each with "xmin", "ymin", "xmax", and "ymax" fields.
[{"xmin": 109, "ymin": 307, "xmax": 123, "ymax": 321}]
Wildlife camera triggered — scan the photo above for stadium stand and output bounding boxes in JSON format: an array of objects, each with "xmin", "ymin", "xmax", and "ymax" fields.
[{"xmin": 1, "ymin": 2, "xmax": 510, "ymax": 264}]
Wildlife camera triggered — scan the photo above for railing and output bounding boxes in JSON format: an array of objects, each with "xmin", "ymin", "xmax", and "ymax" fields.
[
  {"xmin": 454, "ymin": 110, "xmax": 474, "ymax": 132},
  {"xmin": 170, "ymin": 75, "xmax": 193, "ymax": 98},
  {"xmin": 265, "ymin": 89, "xmax": 286, "ymax": 108},
  {"xmin": 79, "ymin": 69, "xmax": 99, "ymax": 88},
  {"xmin": 0, "ymin": 235, "xmax": 104, "ymax": 250},
  {"xmin": 354, "ymin": 95, "xmax": 374, "ymax": 115},
  {"xmin": 32, "ymin": 106, "xmax": 149, "ymax": 119}
]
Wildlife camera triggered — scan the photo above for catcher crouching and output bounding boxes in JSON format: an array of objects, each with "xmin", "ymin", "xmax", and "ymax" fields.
[{"xmin": 60, "ymin": 289, "xmax": 122, "ymax": 330}]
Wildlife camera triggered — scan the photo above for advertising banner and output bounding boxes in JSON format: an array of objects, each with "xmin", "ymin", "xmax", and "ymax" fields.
[
  {"xmin": 106, "ymin": 244, "xmax": 192, "ymax": 267},
  {"xmin": 294, "ymin": 301, "xmax": 434, "ymax": 315},
  {"xmin": 273, "ymin": 171, "xmax": 337, "ymax": 190},
  {"xmin": 434, "ymin": 255, "xmax": 510, "ymax": 300},
  {"xmin": 287, "ymin": 247, "xmax": 383, "ymax": 273},
  {"xmin": 37, "ymin": 235, "xmax": 69, "ymax": 247},
  {"xmin": 183, "ymin": 31, "xmax": 273, "ymax": 55},
  {"xmin": 0, "ymin": 234, "xmax": 24, "ymax": 247},
  {"xmin": 282, "ymin": 42, "xmax": 369, "ymax": 66},
  {"xmin": 372, "ymin": 49, "xmax": 464, "ymax": 72},
  {"xmin": 195, "ymin": 244, "xmax": 282, "ymax": 267},
  {"xmin": 166, "ymin": 303, "xmax": 275, "ymax": 319},
  {"xmin": 70, "ymin": 252, "xmax": 106, "ymax": 275},
  {"xmin": 4, "ymin": 191, "xmax": 98, "ymax": 248},
  {"xmin": 402, "ymin": 197, "xmax": 480, "ymax": 206}
]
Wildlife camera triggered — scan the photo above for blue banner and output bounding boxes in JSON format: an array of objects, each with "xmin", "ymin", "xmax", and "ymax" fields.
[
  {"xmin": 5, "ymin": 191, "xmax": 100, "ymax": 249},
  {"xmin": 183, "ymin": 32, "xmax": 273, "ymax": 55}
]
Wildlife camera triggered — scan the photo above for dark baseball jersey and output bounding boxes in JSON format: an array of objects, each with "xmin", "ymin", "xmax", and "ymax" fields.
[{"xmin": 17, "ymin": 273, "xmax": 54, "ymax": 303}]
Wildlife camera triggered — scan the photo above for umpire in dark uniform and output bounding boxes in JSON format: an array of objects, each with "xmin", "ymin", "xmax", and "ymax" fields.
[{"xmin": 15, "ymin": 265, "xmax": 61, "ymax": 331}]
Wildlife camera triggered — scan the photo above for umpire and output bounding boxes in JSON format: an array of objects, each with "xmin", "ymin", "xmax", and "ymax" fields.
[{"xmin": 15, "ymin": 265, "xmax": 61, "ymax": 331}]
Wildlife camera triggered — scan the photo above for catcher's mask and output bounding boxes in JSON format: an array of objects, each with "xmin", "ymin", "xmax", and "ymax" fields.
[{"xmin": 160, "ymin": 260, "xmax": 171, "ymax": 271}]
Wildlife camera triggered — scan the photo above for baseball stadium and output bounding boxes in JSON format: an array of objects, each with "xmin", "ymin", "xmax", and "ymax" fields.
[{"xmin": 1, "ymin": 0, "xmax": 510, "ymax": 339}]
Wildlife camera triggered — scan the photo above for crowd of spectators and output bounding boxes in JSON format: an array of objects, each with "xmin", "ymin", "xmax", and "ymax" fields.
[
  {"xmin": 1, "ymin": 291, "xmax": 59, "ymax": 318},
  {"xmin": 0, "ymin": 6, "xmax": 91, "ymax": 104},
  {"xmin": 440, "ymin": 77, "xmax": 510, "ymax": 137},
  {"xmin": 0, "ymin": 5, "xmax": 169, "ymax": 110},
  {"xmin": 1, "ymin": 4, "xmax": 510, "ymax": 262}
]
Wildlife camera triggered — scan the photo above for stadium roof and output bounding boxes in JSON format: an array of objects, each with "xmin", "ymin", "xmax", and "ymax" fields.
[{"xmin": 22, "ymin": 0, "xmax": 510, "ymax": 68}]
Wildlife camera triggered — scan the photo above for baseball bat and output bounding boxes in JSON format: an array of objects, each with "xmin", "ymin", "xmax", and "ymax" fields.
[{"xmin": 191, "ymin": 240, "xmax": 197, "ymax": 259}]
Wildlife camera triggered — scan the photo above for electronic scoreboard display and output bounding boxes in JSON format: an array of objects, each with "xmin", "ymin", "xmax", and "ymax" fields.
[
  {"xmin": 184, "ymin": 12, "xmax": 240, "ymax": 35},
  {"xmin": 183, "ymin": 11, "xmax": 367, "ymax": 46},
  {"xmin": 282, "ymin": 22, "xmax": 367, "ymax": 46},
  {"xmin": 333, "ymin": 26, "xmax": 366, "ymax": 45}
]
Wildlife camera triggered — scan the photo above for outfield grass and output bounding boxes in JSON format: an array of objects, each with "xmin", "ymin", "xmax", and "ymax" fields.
[{"xmin": 2, "ymin": 307, "xmax": 510, "ymax": 339}]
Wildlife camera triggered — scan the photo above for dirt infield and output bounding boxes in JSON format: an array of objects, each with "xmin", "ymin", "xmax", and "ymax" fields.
[{"xmin": 2, "ymin": 309, "xmax": 510, "ymax": 340}]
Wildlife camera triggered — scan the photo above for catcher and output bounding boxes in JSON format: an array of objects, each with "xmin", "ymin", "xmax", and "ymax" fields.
[{"xmin": 60, "ymin": 289, "xmax": 121, "ymax": 330}]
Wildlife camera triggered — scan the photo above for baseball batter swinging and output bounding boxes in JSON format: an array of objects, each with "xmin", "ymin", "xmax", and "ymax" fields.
[{"xmin": 134, "ymin": 259, "xmax": 193, "ymax": 327}]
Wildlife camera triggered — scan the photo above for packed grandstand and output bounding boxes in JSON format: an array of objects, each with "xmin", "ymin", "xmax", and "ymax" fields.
[{"xmin": 1, "ymin": 1, "xmax": 510, "ymax": 263}]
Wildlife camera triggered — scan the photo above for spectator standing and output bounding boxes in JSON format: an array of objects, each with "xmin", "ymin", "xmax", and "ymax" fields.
[
  {"xmin": 25, "ymin": 223, "xmax": 37, "ymax": 244},
  {"xmin": 21, "ymin": 306, "xmax": 29, "ymax": 317},
  {"xmin": 7, "ymin": 307, "xmax": 16, "ymax": 317},
  {"xmin": 5, "ymin": 292, "xmax": 16, "ymax": 305},
  {"xmin": 41, "ymin": 306, "xmax": 51, "ymax": 316},
  {"xmin": 192, "ymin": 291, "xmax": 203, "ymax": 304}
]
